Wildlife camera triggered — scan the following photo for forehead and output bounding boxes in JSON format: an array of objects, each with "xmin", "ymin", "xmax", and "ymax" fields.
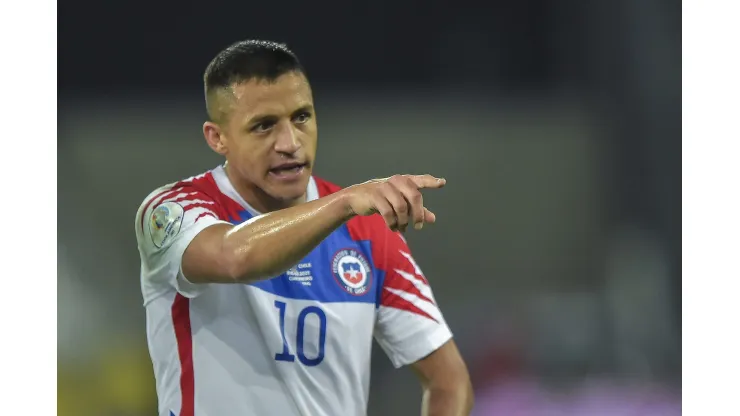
[{"xmin": 230, "ymin": 72, "xmax": 313, "ymax": 118}]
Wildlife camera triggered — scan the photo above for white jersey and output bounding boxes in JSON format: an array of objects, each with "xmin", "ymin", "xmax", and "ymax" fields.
[{"xmin": 135, "ymin": 165, "xmax": 453, "ymax": 416}]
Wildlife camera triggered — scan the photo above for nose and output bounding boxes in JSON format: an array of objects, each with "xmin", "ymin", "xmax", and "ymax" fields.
[{"xmin": 274, "ymin": 121, "xmax": 301, "ymax": 155}]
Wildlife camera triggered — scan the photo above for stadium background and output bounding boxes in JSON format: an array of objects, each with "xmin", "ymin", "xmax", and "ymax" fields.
[{"xmin": 58, "ymin": 1, "xmax": 681, "ymax": 415}]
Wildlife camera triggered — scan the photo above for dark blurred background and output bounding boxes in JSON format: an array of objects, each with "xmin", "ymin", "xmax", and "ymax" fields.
[{"xmin": 58, "ymin": 1, "xmax": 681, "ymax": 415}]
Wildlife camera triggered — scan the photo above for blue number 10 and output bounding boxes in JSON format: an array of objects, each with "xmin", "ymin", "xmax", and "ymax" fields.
[{"xmin": 274, "ymin": 301, "xmax": 327, "ymax": 366}]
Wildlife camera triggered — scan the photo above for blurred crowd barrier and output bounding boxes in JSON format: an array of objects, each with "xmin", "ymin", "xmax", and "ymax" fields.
[{"xmin": 473, "ymin": 379, "xmax": 680, "ymax": 416}]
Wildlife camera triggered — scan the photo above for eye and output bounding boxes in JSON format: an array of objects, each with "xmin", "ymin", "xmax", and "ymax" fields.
[
  {"xmin": 252, "ymin": 121, "xmax": 275, "ymax": 133},
  {"xmin": 293, "ymin": 112, "xmax": 312, "ymax": 124}
]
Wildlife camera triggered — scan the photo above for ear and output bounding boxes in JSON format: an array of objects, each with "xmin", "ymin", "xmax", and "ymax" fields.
[{"xmin": 203, "ymin": 121, "xmax": 228, "ymax": 156}]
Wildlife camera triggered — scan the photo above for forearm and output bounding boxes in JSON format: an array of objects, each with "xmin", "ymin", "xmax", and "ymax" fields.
[
  {"xmin": 421, "ymin": 383, "xmax": 474, "ymax": 416},
  {"xmin": 224, "ymin": 191, "xmax": 353, "ymax": 282}
]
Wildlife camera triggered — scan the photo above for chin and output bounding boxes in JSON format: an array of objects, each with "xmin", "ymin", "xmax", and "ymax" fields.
[
  {"xmin": 267, "ymin": 178, "xmax": 310, "ymax": 201},
  {"xmin": 263, "ymin": 165, "xmax": 311, "ymax": 199}
]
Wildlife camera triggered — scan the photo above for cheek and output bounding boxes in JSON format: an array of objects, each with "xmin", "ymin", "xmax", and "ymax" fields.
[
  {"xmin": 233, "ymin": 135, "xmax": 263, "ymax": 155},
  {"xmin": 235, "ymin": 139, "xmax": 272, "ymax": 167},
  {"xmin": 224, "ymin": 131, "xmax": 261, "ymax": 170},
  {"xmin": 301, "ymin": 125, "xmax": 318, "ymax": 148}
]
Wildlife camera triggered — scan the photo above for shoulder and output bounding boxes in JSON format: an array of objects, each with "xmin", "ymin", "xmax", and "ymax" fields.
[
  {"xmin": 139, "ymin": 171, "xmax": 223, "ymax": 207},
  {"xmin": 135, "ymin": 170, "xmax": 234, "ymax": 237},
  {"xmin": 137, "ymin": 172, "xmax": 210, "ymax": 216}
]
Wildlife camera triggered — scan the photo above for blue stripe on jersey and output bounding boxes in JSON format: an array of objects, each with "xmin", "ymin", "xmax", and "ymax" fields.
[{"xmin": 229, "ymin": 209, "xmax": 387, "ymax": 304}]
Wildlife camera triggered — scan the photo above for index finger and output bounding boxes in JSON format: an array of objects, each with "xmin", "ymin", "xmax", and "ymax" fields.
[{"xmin": 408, "ymin": 174, "xmax": 446, "ymax": 189}]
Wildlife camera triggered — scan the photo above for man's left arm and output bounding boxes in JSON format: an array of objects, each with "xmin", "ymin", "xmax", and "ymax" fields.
[
  {"xmin": 369, "ymin": 225, "xmax": 473, "ymax": 415},
  {"xmin": 411, "ymin": 339, "xmax": 474, "ymax": 416}
]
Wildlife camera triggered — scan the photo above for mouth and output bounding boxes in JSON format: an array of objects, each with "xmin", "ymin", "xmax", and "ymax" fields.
[{"xmin": 268, "ymin": 162, "xmax": 308, "ymax": 181}]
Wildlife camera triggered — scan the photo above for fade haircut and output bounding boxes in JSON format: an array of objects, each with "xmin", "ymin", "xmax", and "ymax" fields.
[{"xmin": 203, "ymin": 40, "xmax": 305, "ymax": 123}]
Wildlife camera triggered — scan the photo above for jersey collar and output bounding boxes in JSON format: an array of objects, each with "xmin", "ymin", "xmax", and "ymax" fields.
[{"xmin": 211, "ymin": 164, "xmax": 319, "ymax": 217}]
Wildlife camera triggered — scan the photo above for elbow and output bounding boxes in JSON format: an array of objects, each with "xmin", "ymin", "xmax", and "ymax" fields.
[
  {"xmin": 462, "ymin": 378, "xmax": 475, "ymax": 413},
  {"xmin": 223, "ymin": 248, "xmax": 250, "ymax": 283},
  {"xmin": 220, "ymin": 238, "xmax": 261, "ymax": 283},
  {"xmin": 429, "ymin": 372, "xmax": 475, "ymax": 414},
  {"xmin": 446, "ymin": 375, "xmax": 474, "ymax": 414},
  {"xmin": 221, "ymin": 239, "xmax": 279, "ymax": 284},
  {"xmin": 451, "ymin": 362, "xmax": 475, "ymax": 410}
]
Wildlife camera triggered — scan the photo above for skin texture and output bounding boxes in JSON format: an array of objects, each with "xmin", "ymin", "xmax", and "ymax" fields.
[{"xmin": 412, "ymin": 340, "xmax": 474, "ymax": 416}]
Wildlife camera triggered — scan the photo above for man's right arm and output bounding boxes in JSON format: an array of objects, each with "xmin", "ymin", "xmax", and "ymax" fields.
[
  {"xmin": 182, "ymin": 174, "xmax": 446, "ymax": 284},
  {"xmin": 183, "ymin": 190, "xmax": 351, "ymax": 283}
]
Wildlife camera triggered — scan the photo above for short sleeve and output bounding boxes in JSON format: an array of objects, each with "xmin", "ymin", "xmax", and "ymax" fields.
[
  {"xmin": 136, "ymin": 187, "xmax": 231, "ymax": 301},
  {"xmin": 373, "ymin": 231, "xmax": 453, "ymax": 368}
]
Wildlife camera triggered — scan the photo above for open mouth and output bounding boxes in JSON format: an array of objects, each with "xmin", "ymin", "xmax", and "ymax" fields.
[{"xmin": 269, "ymin": 162, "xmax": 308, "ymax": 179}]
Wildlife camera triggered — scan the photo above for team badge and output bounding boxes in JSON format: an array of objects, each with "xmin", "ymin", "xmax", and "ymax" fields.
[
  {"xmin": 331, "ymin": 248, "xmax": 372, "ymax": 295},
  {"xmin": 150, "ymin": 202, "xmax": 184, "ymax": 248}
]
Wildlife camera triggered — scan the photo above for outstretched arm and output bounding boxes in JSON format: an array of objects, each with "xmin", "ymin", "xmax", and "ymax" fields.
[{"xmin": 179, "ymin": 174, "xmax": 446, "ymax": 284}]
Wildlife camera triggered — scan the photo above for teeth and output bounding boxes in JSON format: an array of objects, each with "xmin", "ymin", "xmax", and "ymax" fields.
[{"xmin": 273, "ymin": 165, "xmax": 302, "ymax": 173}]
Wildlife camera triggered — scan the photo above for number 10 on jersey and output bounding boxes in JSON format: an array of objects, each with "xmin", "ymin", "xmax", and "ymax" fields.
[{"xmin": 274, "ymin": 300, "xmax": 327, "ymax": 366}]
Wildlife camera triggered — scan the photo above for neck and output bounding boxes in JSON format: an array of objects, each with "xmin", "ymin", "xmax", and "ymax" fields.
[{"xmin": 224, "ymin": 162, "xmax": 307, "ymax": 213}]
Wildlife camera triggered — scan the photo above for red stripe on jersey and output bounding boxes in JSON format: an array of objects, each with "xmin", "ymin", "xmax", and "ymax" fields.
[
  {"xmin": 182, "ymin": 202, "xmax": 218, "ymax": 214},
  {"xmin": 382, "ymin": 289, "xmax": 439, "ymax": 323},
  {"xmin": 314, "ymin": 176, "xmax": 343, "ymax": 197},
  {"xmin": 382, "ymin": 270, "xmax": 434, "ymax": 305},
  {"xmin": 194, "ymin": 211, "xmax": 215, "ymax": 223},
  {"xmin": 172, "ymin": 294, "xmax": 195, "ymax": 416},
  {"xmin": 399, "ymin": 251, "xmax": 429, "ymax": 285},
  {"xmin": 331, "ymin": 177, "xmax": 440, "ymax": 322},
  {"xmin": 139, "ymin": 183, "xmax": 185, "ymax": 231},
  {"xmin": 170, "ymin": 192, "xmax": 202, "ymax": 203},
  {"xmin": 141, "ymin": 171, "xmax": 248, "ymax": 231},
  {"xmin": 152, "ymin": 187, "xmax": 187, "ymax": 206},
  {"xmin": 157, "ymin": 189, "xmax": 196, "ymax": 210},
  {"xmin": 191, "ymin": 172, "xmax": 244, "ymax": 221}
]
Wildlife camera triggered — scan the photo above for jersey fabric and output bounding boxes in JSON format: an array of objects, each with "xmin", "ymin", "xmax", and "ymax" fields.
[{"xmin": 135, "ymin": 165, "xmax": 453, "ymax": 416}]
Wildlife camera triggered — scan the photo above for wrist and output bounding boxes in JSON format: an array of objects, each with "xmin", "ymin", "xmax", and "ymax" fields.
[{"xmin": 333, "ymin": 188, "xmax": 358, "ymax": 222}]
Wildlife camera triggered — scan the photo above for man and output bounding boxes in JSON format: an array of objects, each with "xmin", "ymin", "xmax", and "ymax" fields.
[{"xmin": 135, "ymin": 39, "xmax": 473, "ymax": 416}]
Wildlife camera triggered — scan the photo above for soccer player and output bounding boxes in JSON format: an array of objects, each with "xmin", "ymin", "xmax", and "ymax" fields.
[{"xmin": 135, "ymin": 40, "xmax": 473, "ymax": 416}]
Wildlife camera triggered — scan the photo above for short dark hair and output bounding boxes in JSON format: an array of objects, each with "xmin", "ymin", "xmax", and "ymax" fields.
[{"xmin": 204, "ymin": 40, "xmax": 305, "ymax": 122}]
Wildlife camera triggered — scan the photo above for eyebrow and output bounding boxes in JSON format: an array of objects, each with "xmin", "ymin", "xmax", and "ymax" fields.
[
  {"xmin": 292, "ymin": 104, "xmax": 315, "ymax": 115},
  {"xmin": 244, "ymin": 104, "xmax": 315, "ymax": 128},
  {"xmin": 246, "ymin": 113, "xmax": 278, "ymax": 128}
]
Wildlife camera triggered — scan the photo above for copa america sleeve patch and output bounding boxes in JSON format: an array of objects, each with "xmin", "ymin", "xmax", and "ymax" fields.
[{"xmin": 149, "ymin": 201, "xmax": 184, "ymax": 248}]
